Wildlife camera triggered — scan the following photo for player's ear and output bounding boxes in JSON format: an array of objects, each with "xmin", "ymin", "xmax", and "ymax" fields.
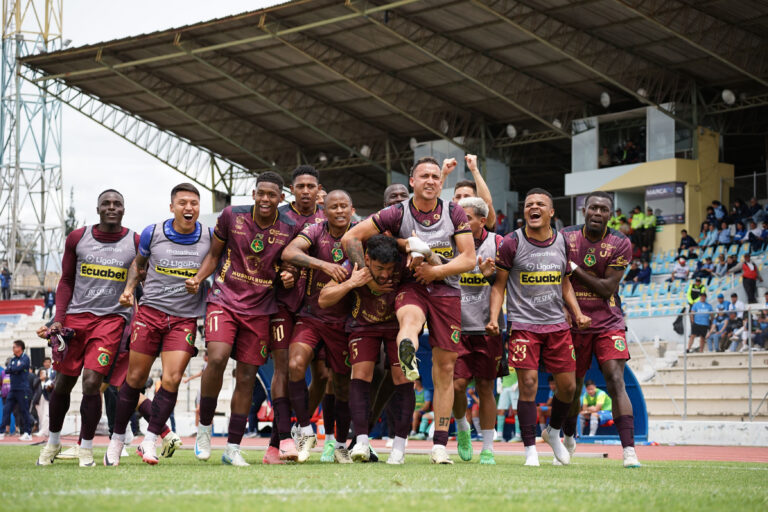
[
  {"xmin": 280, "ymin": 192, "xmax": 285, "ymax": 202},
  {"xmin": 169, "ymin": 202, "xmax": 174, "ymax": 214},
  {"xmin": 251, "ymin": 189, "xmax": 256, "ymax": 200}
]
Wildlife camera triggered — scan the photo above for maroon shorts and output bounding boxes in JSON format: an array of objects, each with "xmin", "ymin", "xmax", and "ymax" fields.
[
  {"xmin": 54, "ymin": 312, "xmax": 126, "ymax": 377},
  {"xmin": 572, "ymin": 329, "xmax": 630, "ymax": 378},
  {"xmin": 454, "ymin": 334, "xmax": 504, "ymax": 381},
  {"xmin": 130, "ymin": 305, "xmax": 197, "ymax": 356},
  {"xmin": 204, "ymin": 303, "xmax": 269, "ymax": 366},
  {"xmin": 348, "ymin": 328, "xmax": 398, "ymax": 367},
  {"xmin": 291, "ymin": 316, "xmax": 350, "ymax": 375},
  {"xmin": 269, "ymin": 305, "xmax": 296, "ymax": 352},
  {"xmin": 395, "ymin": 283, "xmax": 468, "ymax": 356},
  {"xmin": 508, "ymin": 329, "xmax": 576, "ymax": 374},
  {"xmin": 105, "ymin": 350, "xmax": 129, "ymax": 387}
]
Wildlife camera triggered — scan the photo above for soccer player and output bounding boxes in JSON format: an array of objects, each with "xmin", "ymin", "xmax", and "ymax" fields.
[
  {"xmin": 383, "ymin": 183, "xmax": 409, "ymax": 207},
  {"xmin": 281, "ymin": 190, "xmax": 354, "ymax": 463},
  {"xmin": 186, "ymin": 172, "xmax": 299, "ymax": 466},
  {"xmin": 452, "ymin": 197, "xmax": 504, "ymax": 465},
  {"xmin": 487, "ymin": 188, "xmax": 591, "ymax": 467},
  {"xmin": 447, "ymin": 155, "xmax": 496, "ymax": 231},
  {"xmin": 342, "ymin": 156, "xmax": 477, "ymax": 464},
  {"xmin": 36, "ymin": 190, "xmax": 138, "ymax": 467},
  {"xmin": 268, "ymin": 165, "xmax": 328, "ymax": 463},
  {"xmin": 104, "ymin": 183, "xmax": 211, "ymax": 466},
  {"xmin": 560, "ymin": 191, "xmax": 640, "ymax": 468}
]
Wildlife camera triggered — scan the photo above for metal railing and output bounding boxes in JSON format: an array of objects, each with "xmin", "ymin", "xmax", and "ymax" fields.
[{"xmin": 721, "ymin": 172, "xmax": 768, "ymax": 204}]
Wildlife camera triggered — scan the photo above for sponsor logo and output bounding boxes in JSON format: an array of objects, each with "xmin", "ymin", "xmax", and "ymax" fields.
[
  {"xmin": 344, "ymin": 351, "xmax": 351, "ymax": 367},
  {"xmin": 519, "ymin": 271, "xmax": 562, "ymax": 285},
  {"xmin": 532, "ymin": 292, "xmax": 556, "ymax": 305},
  {"xmin": 460, "ymin": 273, "xmax": 487, "ymax": 286},
  {"xmin": 331, "ymin": 247, "xmax": 343, "ymax": 262},
  {"xmin": 84, "ymin": 254, "xmax": 125, "ymax": 266},
  {"xmin": 85, "ymin": 287, "xmax": 116, "ymax": 298},
  {"xmin": 260, "ymin": 344, "xmax": 268, "ymax": 359},
  {"xmin": 613, "ymin": 336, "xmax": 626, "ymax": 351},
  {"xmin": 451, "ymin": 329, "xmax": 460, "ymax": 344},
  {"xmin": 167, "ymin": 249, "xmax": 200, "ymax": 256},
  {"xmin": 571, "ymin": 346, "xmax": 576, "ymax": 360},
  {"xmin": 615, "ymin": 255, "xmax": 629, "ymax": 266},
  {"xmin": 185, "ymin": 332, "xmax": 195, "ymax": 346},
  {"xmin": 155, "ymin": 265, "xmax": 198, "ymax": 279},
  {"xmin": 80, "ymin": 263, "xmax": 127, "ymax": 282},
  {"xmin": 97, "ymin": 353, "xmax": 110, "ymax": 366},
  {"xmin": 584, "ymin": 254, "xmax": 597, "ymax": 267},
  {"xmin": 251, "ymin": 238, "xmax": 264, "ymax": 253},
  {"xmin": 432, "ymin": 246, "xmax": 453, "ymax": 258}
]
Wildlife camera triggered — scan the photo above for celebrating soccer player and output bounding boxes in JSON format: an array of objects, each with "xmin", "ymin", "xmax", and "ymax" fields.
[
  {"xmin": 36, "ymin": 190, "xmax": 138, "ymax": 467},
  {"xmin": 487, "ymin": 188, "xmax": 591, "ymax": 466},
  {"xmin": 186, "ymin": 172, "xmax": 300, "ymax": 466},
  {"xmin": 343, "ymin": 156, "xmax": 476, "ymax": 464},
  {"xmin": 561, "ymin": 191, "xmax": 640, "ymax": 468},
  {"xmin": 104, "ymin": 183, "xmax": 211, "ymax": 466}
]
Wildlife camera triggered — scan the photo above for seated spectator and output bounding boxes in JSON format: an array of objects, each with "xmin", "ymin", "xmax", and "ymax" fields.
[
  {"xmin": 636, "ymin": 260, "xmax": 652, "ymax": 285},
  {"xmin": 729, "ymin": 199, "xmax": 749, "ymax": 225},
  {"xmin": 667, "ymin": 257, "xmax": 690, "ymax": 283},
  {"xmin": 716, "ymin": 221, "xmax": 731, "ymax": 246},
  {"xmin": 688, "ymin": 293, "xmax": 713, "ymax": 353},
  {"xmin": 722, "ymin": 311, "xmax": 743, "ymax": 351},
  {"xmin": 679, "ymin": 229, "xmax": 698, "ymax": 252},
  {"xmin": 624, "ymin": 260, "xmax": 640, "ymax": 283},
  {"xmin": 537, "ymin": 376, "xmax": 556, "ymax": 433},
  {"xmin": 714, "ymin": 254, "xmax": 729, "ymax": 276},
  {"xmin": 703, "ymin": 206, "xmax": 717, "ymax": 231},
  {"xmin": 729, "ymin": 292, "xmax": 746, "ymax": 319},
  {"xmin": 764, "ymin": 291, "xmax": 768, "ymax": 307},
  {"xmin": 702, "ymin": 223, "xmax": 719, "ymax": 247},
  {"xmin": 748, "ymin": 311, "xmax": 768, "ymax": 351},
  {"xmin": 732, "ymin": 221, "xmax": 747, "ymax": 245},
  {"xmin": 409, "ymin": 378, "xmax": 433, "ymax": 440},
  {"xmin": 580, "ymin": 380, "xmax": 612, "ymax": 436},
  {"xmin": 706, "ymin": 304, "xmax": 729, "ymax": 353},
  {"xmin": 747, "ymin": 220, "xmax": 764, "ymax": 252},
  {"xmin": 712, "ymin": 200, "xmax": 726, "ymax": 222},
  {"xmin": 693, "ymin": 257, "xmax": 715, "ymax": 284},
  {"xmin": 726, "ymin": 312, "xmax": 748, "ymax": 352},
  {"xmin": 746, "ymin": 197, "xmax": 765, "ymax": 224}
]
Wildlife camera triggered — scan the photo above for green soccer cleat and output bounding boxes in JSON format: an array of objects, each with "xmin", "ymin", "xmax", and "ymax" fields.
[
  {"xmin": 320, "ymin": 440, "xmax": 335, "ymax": 463},
  {"xmin": 456, "ymin": 430, "xmax": 473, "ymax": 461},
  {"xmin": 479, "ymin": 449, "xmax": 496, "ymax": 465}
]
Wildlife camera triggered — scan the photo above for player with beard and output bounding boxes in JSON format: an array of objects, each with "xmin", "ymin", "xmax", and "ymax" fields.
[
  {"xmin": 104, "ymin": 183, "xmax": 211, "ymax": 466},
  {"xmin": 343, "ymin": 156, "xmax": 476, "ymax": 464},
  {"xmin": 268, "ymin": 165, "xmax": 329, "ymax": 463},
  {"xmin": 487, "ymin": 188, "xmax": 591, "ymax": 467},
  {"xmin": 36, "ymin": 190, "xmax": 138, "ymax": 467},
  {"xmin": 281, "ymin": 190, "xmax": 354, "ymax": 463},
  {"xmin": 186, "ymin": 172, "xmax": 300, "ymax": 466},
  {"xmin": 453, "ymin": 197, "xmax": 505, "ymax": 465},
  {"xmin": 560, "ymin": 191, "xmax": 640, "ymax": 468}
]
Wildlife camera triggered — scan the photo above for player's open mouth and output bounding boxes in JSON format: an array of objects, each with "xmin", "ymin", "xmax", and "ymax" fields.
[
  {"xmin": 529, "ymin": 212, "xmax": 541, "ymax": 220},
  {"xmin": 183, "ymin": 214, "xmax": 193, "ymax": 221}
]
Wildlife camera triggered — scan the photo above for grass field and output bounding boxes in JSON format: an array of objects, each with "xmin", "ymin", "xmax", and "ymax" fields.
[{"xmin": 1, "ymin": 446, "xmax": 766, "ymax": 511}]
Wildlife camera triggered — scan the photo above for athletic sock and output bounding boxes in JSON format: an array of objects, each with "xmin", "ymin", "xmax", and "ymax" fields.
[
  {"xmin": 419, "ymin": 416, "xmax": 430, "ymax": 433},
  {"xmin": 80, "ymin": 438, "xmax": 93, "ymax": 450},
  {"xmin": 324, "ymin": 433, "xmax": 336, "ymax": 447},
  {"xmin": 563, "ymin": 414, "xmax": 578, "ymax": 437},
  {"xmin": 137, "ymin": 398, "xmax": 152, "ymax": 423},
  {"xmin": 144, "ymin": 432, "xmax": 158, "ymax": 446},
  {"xmin": 322, "ymin": 393, "xmax": 336, "ymax": 437},
  {"xmin": 334, "ymin": 400, "xmax": 351, "ymax": 444},
  {"xmin": 589, "ymin": 414, "xmax": 598, "ymax": 436},
  {"xmin": 288, "ymin": 380, "xmax": 311, "ymax": 427},
  {"xmin": 391, "ymin": 383, "xmax": 415, "ymax": 439},
  {"xmin": 112, "ymin": 432, "xmax": 126, "ymax": 443},
  {"xmin": 226, "ymin": 442, "xmax": 240, "ymax": 452},
  {"xmin": 273, "ymin": 397, "xmax": 292, "ymax": 442},
  {"xmin": 48, "ymin": 391, "xmax": 70, "ymax": 435},
  {"xmin": 148, "ymin": 387, "xmax": 177, "ymax": 436},
  {"xmin": 356, "ymin": 434, "xmax": 369, "ymax": 446},
  {"xmin": 433, "ymin": 430, "xmax": 449, "ymax": 447},
  {"xmin": 393, "ymin": 436, "xmax": 406, "ymax": 453},
  {"xmin": 481, "ymin": 429, "xmax": 495, "ymax": 451},
  {"xmin": 549, "ymin": 396, "xmax": 571, "ymax": 430},
  {"xmin": 472, "ymin": 416, "xmax": 481, "ymax": 434},
  {"xmin": 79, "ymin": 393, "xmax": 101, "ymax": 442},
  {"xmin": 300, "ymin": 425, "xmax": 314, "ymax": 436},
  {"xmin": 160, "ymin": 426, "xmax": 171, "ymax": 438},
  {"xmin": 48, "ymin": 431, "xmax": 60, "ymax": 446},
  {"xmin": 517, "ymin": 400, "xmax": 537, "ymax": 447},
  {"xmin": 227, "ymin": 413, "xmax": 248, "ymax": 445},
  {"xmin": 199, "ymin": 396, "xmax": 218, "ymax": 426},
  {"xmin": 496, "ymin": 415, "xmax": 505, "ymax": 435},
  {"xmin": 615, "ymin": 415, "xmax": 635, "ymax": 447},
  {"xmin": 455, "ymin": 416, "xmax": 470, "ymax": 432},
  {"xmin": 349, "ymin": 379, "xmax": 370, "ymax": 438},
  {"xmin": 515, "ymin": 415, "xmax": 521, "ymax": 436}
]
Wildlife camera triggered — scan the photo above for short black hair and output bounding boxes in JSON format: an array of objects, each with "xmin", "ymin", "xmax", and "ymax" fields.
[
  {"xmin": 13, "ymin": 339, "xmax": 24, "ymax": 350},
  {"xmin": 171, "ymin": 182, "xmax": 200, "ymax": 200},
  {"xmin": 43, "ymin": 357, "xmax": 51, "ymax": 363},
  {"xmin": 681, "ymin": 229, "xmax": 688, "ymax": 234},
  {"xmin": 256, "ymin": 171, "xmax": 284, "ymax": 190},
  {"xmin": 524, "ymin": 187, "xmax": 553, "ymax": 206},
  {"xmin": 584, "ymin": 191, "xmax": 613, "ymax": 208},
  {"xmin": 291, "ymin": 165, "xmax": 319, "ymax": 184},
  {"xmin": 584, "ymin": 379, "xmax": 596, "ymax": 387},
  {"xmin": 731, "ymin": 293, "xmax": 738, "ymax": 298},
  {"xmin": 97, "ymin": 189, "xmax": 123, "ymax": 204},
  {"xmin": 383, "ymin": 183, "xmax": 408, "ymax": 206},
  {"xmin": 409, "ymin": 156, "xmax": 440, "ymax": 177},
  {"xmin": 454, "ymin": 180, "xmax": 477, "ymax": 193},
  {"xmin": 366, "ymin": 234, "xmax": 400, "ymax": 264},
  {"xmin": 547, "ymin": 375, "xmax": 554, "ymax": 382}
]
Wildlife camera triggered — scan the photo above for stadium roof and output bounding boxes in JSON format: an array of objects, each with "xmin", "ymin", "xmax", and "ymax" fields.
[{"xmin": 21, "ymin": 0, "xmax": 768, "ymax": 212}]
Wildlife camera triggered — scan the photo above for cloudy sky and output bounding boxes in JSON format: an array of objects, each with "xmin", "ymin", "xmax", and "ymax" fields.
[{"xmin": 62, "ymin": 0, "xmax": 277, "ymax": 231}]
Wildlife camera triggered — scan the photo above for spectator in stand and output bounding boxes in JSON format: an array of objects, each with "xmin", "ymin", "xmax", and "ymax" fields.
[
  {"xmin": 679, "ymin": 229, "xmax": 698, "ymax": 253},
  {"xmin": 730, "ymin": 199, "xmax": 749, "ymax": 225},
  {"xmin": 746, "ymin": 197, "xmax": 765, "ymax": 224},
  {"xmin": 702, "ymin": 223, "xmax": 719, "ymax": 247},
  {"xmin": 712, "ymin": 200, "xmax": 726, "ymax": 222},
  {"xmin": 724, "ymin": 254, "xmax": 741, "ymax": 275},
  {"xmin": 409, "ymin": 379, "xmax": 433, "ymax": 441},
  {"xmin": 694, "ymin": 257, "xmax": 715, "ymax": 284},
  {"xmin": 624, "ymin": 260, "xmax": 640, "ymax": 284},
  {"xmin": 722, "ymin": 311, "xmax": 743, "ymax": 351},
  {"xmin": 685, "ymin": 277, "xmax": 707, "ymax": 310},
  {"xmin": 667, "ymin": 257, "xmax": 690, "ymax": 284},
  {"xmin": 629, "ymin": 206, "xmax": 645, "ymax": 246},
  {"xmin": 0, "ymin": 266, "xmax": 10, "ymax": 300},
  {"xmin": 495, "ymin": 209, "xmax": 509, "ymax": 236},
  {"xmin": 608, "ymin": 208, "xmax": 627, "ymax": 230},
  {"xmin": 716, "ymin": 221, "xmax": 731, "ymax": 247},
  {"xmin": 580, "ymin": 380, "xmax": 612, "ymax": 437},
  {"xmin": 0, "ymin": 341, "xmax": 33, "ymax": 440},
  {"xmin": 760, "ymin": 221, "xmax": 768, "ymax": 251},
  {"xmin": 619, "ymin": 218, "xmax": 631, "ymax": 237},
  {"xmin": 42, "ymin": 288, "xmax": 55, "ymax": 319},
  {"xmin": 746, "ymin": 311, "xmax": 768, "ymax": 351},
  {"xmin": 688, "ymin": 293, "xmax": 713, "ymax": 353},
  {"xmin": 714, "ymin": 254, "xmax": 729, "ymax": 277},
  {"xmin": 747, "ymin": 220, "xmax": 764, "ymax": 253},
  {"xmin": 730, "ymin": 293, "xmax": 746, "ymax": 319},
  {"xmin": 742, "ymin": 253, "xmax": 762, "ymax": 303},
  {"xmin": 636, "ymin": 260, "xmax": 652, "ymax": 285},
  {"xmin": 733, "ymin": 221, "xmax": 748, "ymax": 245},
  {"xmin": 706, "ymin": 302, "xmax": 730, "ymax": 352},
  {"xmin": 642, "ymin": 207, "xmax": 657, "ymax": 248},
  {"xmin": 704, "ymin": 206, "xmax": 717, "ymax": 231},
  {"xmin": 553, "ymin": 214, "xmax": 564, "ymax": 233},
  {"xmin": 764, "ymin": 291, "xmax": 768, "ymax": 307},
  {"xmin": 598, "ymin": 147, "xmax": 612, "ymax": 168}
]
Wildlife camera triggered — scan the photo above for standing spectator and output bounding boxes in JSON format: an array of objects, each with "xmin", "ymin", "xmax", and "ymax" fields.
[
  {"xmin": 642, "ymin": 207, "xmax": 657, "ymax": 248},
  {"xmin": 704, "ymin": 206, "xmax": 717, "ymax": 229},
  {"xmin": 35, "ymin": 361, "xmax": 53, "ymax": 437},
  {"xmin": 712, "ymin": 200, "xmax": 726, "ymax": 222},
  {"xmin": 553, "ymin": 214, "xmax": 564, "ymax": 233},
  {"xmin": 667, "ymin": 257, "xmax": 690, "ymax": 284},
  {"xmin": 0, "ymin": 266, "xmax": 10, "ymax": 300},
  {"xmin": 742, "ymin": 253, "xmax": 762, "ymax": 304},
  {"xmin": 42, "ymin": 288, "xmax": 55, "ymax": 319},
  {"xmin": 716, "ymin": 221, "xmax": 731, "ymax": 247},
  {"xmin": 706, "ymin": 304, "xmax": 729, "ymax": 353},
  {"xmin": 679, "ymin": 229, "xmax": 698, "ymax": 252},
  {"xmin": 495, "ymin": 209, "xmax": 509, "ymax": 236},
  {"xmin": 608, "ymin": 208, "xmax": 627, "ymax": 230},
  {"xmin": 598, "ymin": 147, "xmax": 611, "ymax": 167},
  {"xmin": 0, "ymin": 341, "xmax": 33, "ymax": 440},
  {"xmin": 688, "ymin": 293, "xmax": 713, "ymax": 353},
  {"xmin": 629, "ymin": 206, "xmax": 645, "ymax": 246},
  {"xmin": 619, "ymin": 218, "xmax": 631, "ymax": 237},
  {"xmin": 730, "ymin": 199, "xmax": 749, "ymax": 225}
]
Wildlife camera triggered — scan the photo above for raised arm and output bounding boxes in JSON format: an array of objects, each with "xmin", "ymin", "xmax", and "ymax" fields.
[{"xmin": 465, "ymin": 154, "xmax": 496, "ymax": 229}]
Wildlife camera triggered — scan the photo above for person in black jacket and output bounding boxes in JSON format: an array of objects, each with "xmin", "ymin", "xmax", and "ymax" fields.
[{"xmin": 0, "ymin": 341, "xmax": 34, "ymax": 440}]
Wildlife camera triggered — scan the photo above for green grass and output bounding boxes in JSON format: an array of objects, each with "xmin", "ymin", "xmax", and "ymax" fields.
[{"xmin": 1, "ymin": 446, "xmax": 766, "ymax": 512}]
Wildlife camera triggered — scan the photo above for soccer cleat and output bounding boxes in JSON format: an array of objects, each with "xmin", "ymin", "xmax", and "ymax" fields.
[
  {"xmin": 262, "ymin": 445, "xmax": 285, "ymax": 465},
  {"xmin": 408, "ymin": 432, "xmax": 426, "ymax": 441},
  {"xmin": 386, "ymin": 449, "xmax": 405, "ymax": 465},
  {"xmin": 290, "ymin": 424, "xmax": 301, "ymax": 444},
  {"xmin": 296, "ymin": 434, "xmax": 317, "ymax": 463},
  {"xmin": 524, "ymin": 451, "xmax": 540, "ymax": 466},
  {"xmin": 368, "ymin": 445, "xmax": 380, "ymax": 463},
  {"xmin": 479, "ymin": 449, "xmax": 496, "ymax": 465},
  {"xmin": 103, "ymin": 438, "xmax": 124, "ymax": 467},
  {"xmin": 19, "ymin": 433, "xmax": 32, "ymax": 441},
  {"xmin": 36, "ymin": 443, "xmax": 61, "ymax": 466},
  {"xmin": 279, "ymin": 438, "xmax": 298, "ymax": 462},
  {"xmin": 194, "ymin": 424, "xmax": 212, "ymax": 461},
  {"xmin": 78, "ymin": 447, "xmax": 96, "ymax": 467},
  {"xmin": 55, "ymin": 445, "xmax": 78, "ymax": 460},
  {"xmin": 544, "ymin": 426, "xmax": 570, "ymax": 466},
  {"xmin": 138, "ymin": 439, "xmax": 159, "ymax": 465},
  {"xmin": 121, "ymin": 447, "xmax": 129, "ymax": 457},
  {"xmin": 222, "ymin": 445, "xmax": 249, "ymax": 467},
  {"xmin": 320, "ymin": 439, "xmax": 336, "ymax": 462},
  {"xmin": 350, "ymin": 442, "xmax": 370, "ymax": 462},
  {"xmin": 334, "ymin": 445, "xmax": 353, "ymax": 464},
  {"xmin": 456, "ymin": 430, "xmax": 473, "ymax": 461},
  {"xmin": 430, "ymin": 445, "xmax": 454, "ymax": 464},
  {"xmin": 398, "ymin": 338, "xmax": 420, "ymax": 381},
  {"xmin": 623, "ymin": 447, "xmax": 641, "ymax": 468},
  {"xmin": 161, "ymin": 431, "xmax": 182, "ymax": 458}
]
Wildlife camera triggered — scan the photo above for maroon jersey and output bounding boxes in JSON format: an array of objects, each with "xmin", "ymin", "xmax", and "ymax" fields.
[
  {"xmin": 562, "ymin": 225, "xmax": 632, "ymax": 332},
  {"xmin": 372, "ymin": 198, "xmax": 470, "ymax": 297},
  {"xmin": 276, "ymin": 203, "xmax": 325, "ymax": 313},
  {"xmin": 209, "ymin": 205, "xmax": 300, "ymax": 316},
  {"xmin": 297, "ymin": 221, "xmax": 351, "ymax": 323},
  {"xmin": 342, "ymin": 259, "xmax": 404, "ymax": 332}
]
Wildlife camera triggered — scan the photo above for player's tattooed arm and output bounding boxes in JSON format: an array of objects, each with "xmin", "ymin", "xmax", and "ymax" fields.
[
  {"xmin": 318, "ymin": 263, "xmax": 371, "ymax": 309},
  {"xmin": 283, "ymin": 236, "xmax": 347, "ymax": 282},
  {"xmin": 185, "ymin": 236, "xmax": 225, "ymax": 294},
  {"xmin": 486, "ymin": 267, "xmax": 509, "ymax": 336},
  {"xmin": 119, "ymin": 253, "xmax": 149, "ymax": 307},
  {"xmin": 563, "ymin": 275, "xmax": 591, "ymax": 329},
  {"xmin": 342, "ymin": 218, "xmax": 379, "ymax": 268},
  {"xmin": 570, "ymin": 263, "xmax": 625, "ymax": 299}
]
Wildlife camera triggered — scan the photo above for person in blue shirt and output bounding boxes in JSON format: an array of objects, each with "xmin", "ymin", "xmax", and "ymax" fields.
[
  {"xmin": 0, "ymin": 267, "xmax": 10, "ymax": 300},
  {"xmin": 712, "ymin": 201, "xmax": 726, "ymax": 221},
  {"xmin": 42, "ymin": 288, "xmax": 55, "ymax": 319},
  {"xmin": 732, "ymin": 221, "xmax": 747, "ymax": 245},
  {"xmin": 687, "ymin": 294, "xmax": 714, "ymax": 353},
  {"xmin": 703, "ymin": 223, "xmax": 719, "ymax": 247},
  {"xmin": 706, "ymin": 301, "xmax": 729, "ymax": 352},
  {"xmin": 0, "ymin": 340, "xmax": 33, "ymax": 439}
]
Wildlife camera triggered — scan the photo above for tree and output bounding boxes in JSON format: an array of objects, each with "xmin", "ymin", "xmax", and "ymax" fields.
[{"xmin": 64, "ymin": 187, "xmax": 79, "ymax": 235}]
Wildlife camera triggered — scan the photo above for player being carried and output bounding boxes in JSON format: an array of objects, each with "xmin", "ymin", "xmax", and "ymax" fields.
[
  {"xmin": 560, "ymin": 191, "xmax": 640, "ymax": 468},
  {"xmin": 104, "ymin": 183, "xmax": 211, "ymax": 466},
  {"xmin": 186, "ymin": 172, "xmax": 300, "ymax": 466},
  {"xmin": 487, "ymin": 188, "xmax": 591, "ymax": 467},
  {"xmin": 343, "ymin": 156, "xmax": 476, "ymax": 464}
]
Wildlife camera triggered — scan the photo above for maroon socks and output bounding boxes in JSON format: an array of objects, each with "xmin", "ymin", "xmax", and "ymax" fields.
[
  {"xmin": 113, "ymin": 384, "xmax": 141, "ymax": 436},
  {"xmin": 517, "ymin": 400, "xmax": 538, "ymax": 447},
  {"xmin": 615, "ymin": 414, "xmax": 635, "ymax": 447},
  {"xmin": 322, "ymin": 393, "xmax": 336, "ymax": 436},
  {"xmin": 79, "ymin": 393, "xmax": 102, "ymax": 441},
  {"xmin": 48, "ymin": 390, "xmax": 70, "ymax": 434},
  {"xmin": 199, "ymin": 396, "xmax": 218, "ymax": 426},
  {"xmin": 227, "ymin": 413, "xmax": 248, "ymax": 445},
  {"xmin": 563, "ymin": 414, "xmax": 579, "ymax": 437},
  {"xmin": 349, "ymin": 379, "xmax": 371, "ymax": 437},
  {"xmin": 288, "ymin": 380, "xmax": 311, "ymax": 427},
  {"xmin": 549, "ymin": 396, "xmax": 571, "ymax": 430},
  {"xmin": 148, "ymin": 387, "xmax": 177, "ymax": 436}
]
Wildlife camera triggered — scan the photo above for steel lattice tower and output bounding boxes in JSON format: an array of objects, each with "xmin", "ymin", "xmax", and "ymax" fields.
[{"xmin": 0, "ymin": 0, "xmax": 64, "ymax": 294}]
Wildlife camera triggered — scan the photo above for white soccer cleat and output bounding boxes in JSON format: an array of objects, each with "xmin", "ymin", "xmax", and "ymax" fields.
[
  {"xmin": 524, "ymin": 446, "xmax": 540, "ymax": 466},
  {"xmin": 138, "ymin": 439, "xmax": 158, "ymax": 465},
  {"xmin": 430, "ymin": 445, "xmax": 454, "ymax": 465},
  {"xmin": 222, "ymin": 445, "xmax": 250, "ymax": 467},
  {"xmin": 544, "ymin": 426, "xmax": 570, "ymax": 466},
  {"xmin": 194, "ymin": 424, "xmax": 212, "ymax": 461},
  {"xmin": 623, "ymin": 447, "xmax": 641, "ymax": 468},
  {"xmin": 78, "ymin": 447, "xmax": 96, "ymax": 467},
  {"xmin": 103, "ymin": 438, "xmax": 124, "ymax": 467},
  {"xmin": 36, "ymin": 443, "xmax": 61, "ymax": 466},
  {"xmin": 291, "ymin": 424, "xmax": 301, "ymax": 444},
  {"xmin": 386, "ymin": 449, "xmax": 405, "ymax": 465},
  {"xmin": 552, "ymin": 434, "xmax": 577, "ymax": 466},
  {"xmin": 334, "ymin": 445, "xmax": 353, "ymax": 464},
  {"xmin": 350, "ymin": 442, "xmax": 370, "ymax": 462},
  {"xmin": 296, "ymin": 433, "xmax": 317, "ymax": 463},
  {"xmin": 161, "ymin": 431, "xmax": 182, "ymax": 458},
  {"xmin": 55, "ymin": 445, "xmax": 78, "ymax": 460},
  {"xmin": 19, "ymin": 433, "xmax": 32, "ymax": 441}
]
